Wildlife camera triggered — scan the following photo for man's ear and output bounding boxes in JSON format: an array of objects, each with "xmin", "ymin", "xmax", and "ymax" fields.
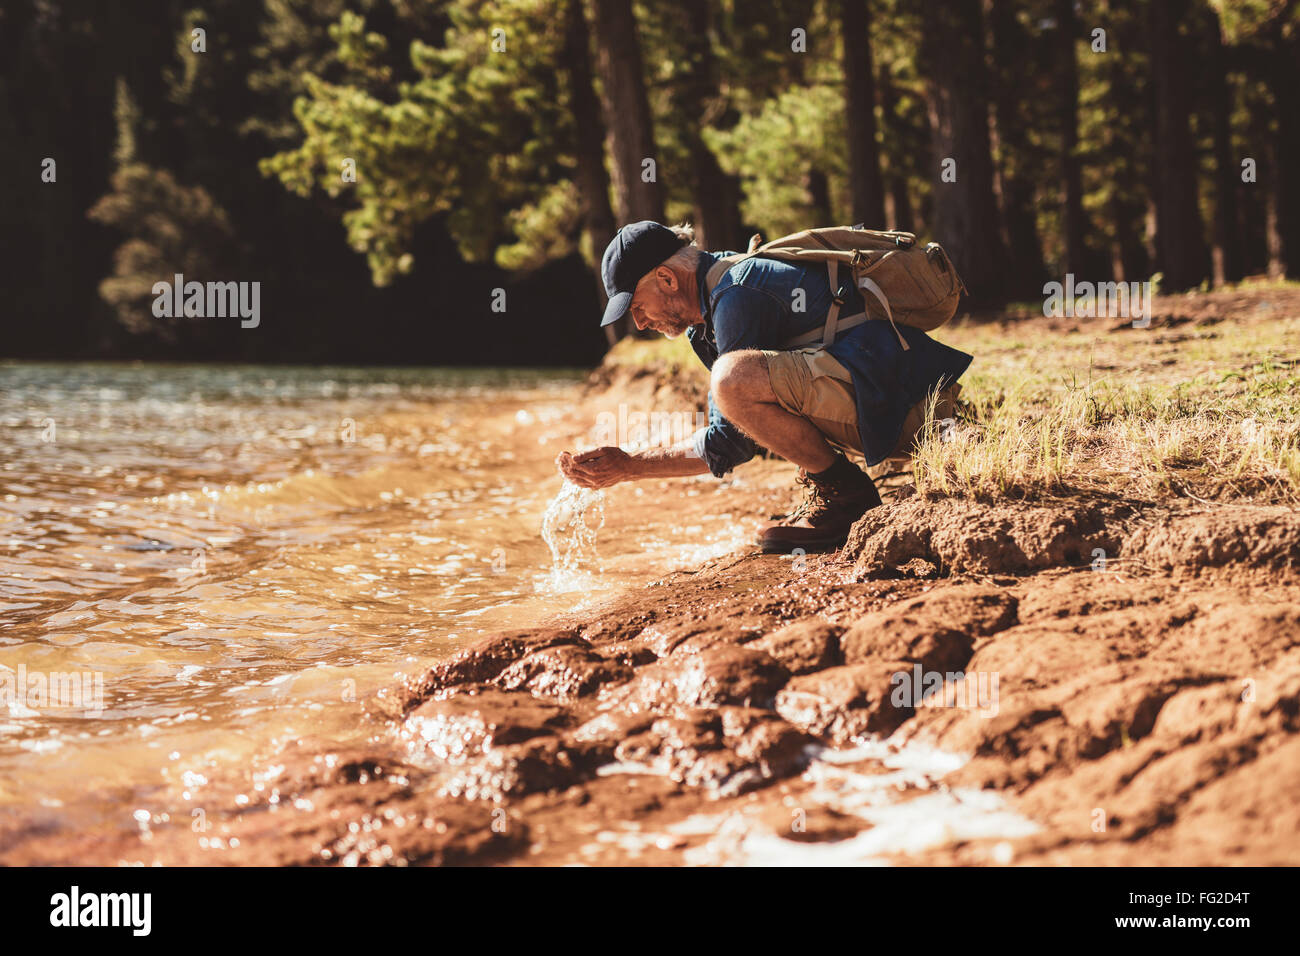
[{"xmin": 656, "ymin": 265, "xmax": 679, "ymax": 292}]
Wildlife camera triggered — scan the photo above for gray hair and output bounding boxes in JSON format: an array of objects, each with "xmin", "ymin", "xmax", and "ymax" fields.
[{"xmin": 669, "ymin": 222, "xmax": 697, "ymax": 246}]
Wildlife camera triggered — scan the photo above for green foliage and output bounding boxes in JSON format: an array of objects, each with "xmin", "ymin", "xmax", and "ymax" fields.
[
  {"xmin": 113, "ymin": 77, "xmax": 141, "ymax": 168},
  {"xmin": 87, "ymin": 164, "xmax": 235, "ymax": 336},
  {"xmin": 14, "ymin": 0, "xmax": 1292, "ymax": 357},
  {"xmin": 1209, "ymin": 0, "xmax": 1297, "ymax": 43},
  {"xmin": 497, "ymin": 181, "xmax": 583, "ymax": 273},
  {"xmin": 245, "ymin": 0, "xmax": 363, "ymax": 145},
  {"xmin": 705, "ymin": 84, "xmax": 847, "ymax": 237},
  {"xmin": 260, "ymin": 2, "xmax": 577, "ymax": 285}
]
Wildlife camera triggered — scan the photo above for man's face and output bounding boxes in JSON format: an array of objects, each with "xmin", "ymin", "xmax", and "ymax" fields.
[{"xmin": 629, "ymin": 265, "xmax": 701, "ymax": 338}]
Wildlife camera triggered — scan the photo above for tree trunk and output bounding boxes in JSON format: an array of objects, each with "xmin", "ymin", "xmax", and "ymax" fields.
[
  {"xmin": 563, "ymin": 0, "xmax": 620, "ymax": 344},
  {"xmin": 808, "ymin": 169, "xmax": 832, "ymax": 227},
  {"xmin": 1270, "ymin": 26, "xmax": 1300, "ymax": 277},
  {"xmin": 1098, "ymin": 0, "xmax": 1150, "ymax": 283},
  {"xmin": 670, "ymin": 0, "xmax": 744, "ymax": 251},
  {"xmin": 986, "ymin": 0, "xmax": 1045, "ymax": 296},
  {"xmin": 1055, "ymin": 0, "xmax": 1088, "ymax": 276},
  {"xmin": 921, "ymin": 0, "xmax": 1008, "ymax": 307},
  {"xmin": 877, "ymin": 63, "xmax": 914, "ymax": 231},
  {"xmin": 590, "ymin": 0, "xmax": 665, "ymax": 226},
  {"xmin": 840, "ymin": 0, "xmax": 885, "ymax": 228},
  {"xmin": 1148, "ymin": 0, "xmax": 1209, "ymax": 290},
  {"xmin": 1207, "ymin": 13, "xmax": 1242, "ymax": 286},
  {"xmin": 1236, "ymin": 76, "xmax": 1270, "ymax": 276},
  {"xmin": 1264, "ymin": 136, "xmax": 1285, "ymax": 278}
]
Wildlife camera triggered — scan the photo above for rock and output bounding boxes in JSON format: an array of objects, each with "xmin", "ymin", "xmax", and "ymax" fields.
[
  {"xmin": 568, "ymin": 710, "xmax": 658, "ymax": 745},
  {"xmin": 845, "ymin": 499, "xmax": 1300, "ymax": 578},
  {"xmin": 495, "ymin": 643, "xmax": 633, "ymax": 701},
  {"xmin": 592, "ymin": 639, "xmax": 658, "ymax": 668},
  {"xmin": 897, "ymin": 557, "xmax": 939, "ymax": 578},
  {"xmin": 724, "ymin": 712, "xmax": 815, "ymax": 780},
  {"xmin": 1124, "ymin": 506, "xmax": 1300, "ymax": 571},
  {"xmin": 400, "ymin": 629, "xmax": 581, "ymax": 709},
  {"xmin": 614, "ymin": 712, "xmax": 722, "ymax": 777},
  {"xmin": 318, "ymin": 800, "xmax": 528, "ymax": 867},
  {"xmin": 438, "ymin": 737, "xmax": 598, "ymax": 802},
  {"xmin": 844, "ymin": 499, "xmax": 1131, "ymax": 576},
  {"xmin": 775, "ymin": 660, "xmax": 913, "ymax": 743},
  {"xmin": 1158, "ymin": 602, "xmax": 1300, "ymax": 673},
  {"xmin": 749, "ymin": 619, "xmax": 842, "ymax": 674},
  {"xmin": 257, "ymin": 793, "xmax": 527, "ymax": 866},
  {"xmin": 1013, "ymin": 573, "xmax": 1154, "ymax": 622},
  {"xmin": 608, "ymin": 707, "xmax": 811, "ymax": 798},
  {"xmin": 602, "ymin": 645, "xmax": 790, "ymax": 711},
  {"xmin": 639, "ymin": 621, "xmax": 758, "ymax": 657},
  {"xmin": 838, "ymin": 585, "xmax": 1014, "ymax": 672},
  {"xmin": 403, "ymin": 690, "xmax": 572, "ymax": 762},
  {"xmin": 969, "ymin": 602, "xmax": 1198, "ymax": 686},
  {"xmin": 842, "ymin": 617, "xmax": 972, "ymax": 674}
]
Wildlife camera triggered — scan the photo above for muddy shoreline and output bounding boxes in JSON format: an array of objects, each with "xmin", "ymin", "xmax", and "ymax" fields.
[{"xmin": 4, "ymin": 299, "xmax": 1300, "ymax": 866}]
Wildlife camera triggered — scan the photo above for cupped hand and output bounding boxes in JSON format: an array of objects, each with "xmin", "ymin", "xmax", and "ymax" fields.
[{"xmin": 556, "ymin": 447, "xmax": 633, "ymax": 489}]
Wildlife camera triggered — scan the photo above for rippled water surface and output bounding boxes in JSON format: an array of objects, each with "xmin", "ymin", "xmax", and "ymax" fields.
[{"xmin": 0, "ymin": 362, "xmax": 747, "ymax": 822}]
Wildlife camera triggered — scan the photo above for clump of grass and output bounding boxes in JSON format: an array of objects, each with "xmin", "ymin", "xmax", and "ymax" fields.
[
  {"xmin": 603, "ymin": 333, "xmax": 700, "ymax": 375},
  {"xmin": 911, "ymin": 303, "xmax": 1300, "ymax": 504}
]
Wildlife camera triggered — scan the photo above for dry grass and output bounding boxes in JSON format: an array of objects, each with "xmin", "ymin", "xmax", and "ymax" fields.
[
  {"xmin": 912, "ymin": 284, "xmax": 1300, "ymax": 504},
  {"xmin": 603, "ymin": 331, "xmax": 702, "ymax": 376}
]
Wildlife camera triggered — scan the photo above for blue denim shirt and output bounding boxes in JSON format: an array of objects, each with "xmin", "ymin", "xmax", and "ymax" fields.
[{"xmin": 687, "ymin": 250, "xmax": 973, "ymax": 475}]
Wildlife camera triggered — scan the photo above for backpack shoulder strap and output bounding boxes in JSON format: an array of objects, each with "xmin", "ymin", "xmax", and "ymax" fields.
[
  {"xmin": 703, "ymin": 229, "xmax": 821, "ymax": 294},
  {"xmin": 704, "ymin": 239, "xmax": 826, "ymax": 295},
  {"xmin": 704, "ymin": 252, "xmax": 753, "ymax": 295}
]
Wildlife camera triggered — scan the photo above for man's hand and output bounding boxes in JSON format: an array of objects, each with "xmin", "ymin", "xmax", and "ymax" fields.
[{"xmin": 556, "ymin": 447, "xmax": 635, "ymax": 489}]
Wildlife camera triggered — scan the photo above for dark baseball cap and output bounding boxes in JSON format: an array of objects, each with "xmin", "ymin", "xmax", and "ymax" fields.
[{"xmin": 599, "ymin": 221, "xmax": 689, "ymax": 327}]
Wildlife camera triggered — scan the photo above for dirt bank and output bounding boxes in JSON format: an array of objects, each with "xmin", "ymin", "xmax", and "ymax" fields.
[{"xmin": 4, "ymin": 285, "xmax": 1298, "ymax": 866}]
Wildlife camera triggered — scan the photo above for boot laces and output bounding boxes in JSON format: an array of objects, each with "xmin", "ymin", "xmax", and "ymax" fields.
[{"xmin": 787, "ymin": 471, "xmax": 833, "ymax": 523}]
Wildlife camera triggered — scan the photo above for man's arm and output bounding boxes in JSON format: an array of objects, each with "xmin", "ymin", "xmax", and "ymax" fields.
[
  {"xmin": 558, "ymin": 277, "xmax": 785, "ymax": 489},
  {"xmin": 557, "ymin": 430, "xmax": 711, "ymax": 489}
]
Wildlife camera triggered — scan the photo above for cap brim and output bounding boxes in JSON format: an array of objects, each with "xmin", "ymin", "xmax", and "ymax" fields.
[{"xmin": 600, "ymin": 291, "xmax": 633, "ymax": 328}]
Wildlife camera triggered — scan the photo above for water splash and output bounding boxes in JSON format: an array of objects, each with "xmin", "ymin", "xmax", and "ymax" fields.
[{"xmin": 539, "ymin": 481, "xmax": 606, "ymax": 591}]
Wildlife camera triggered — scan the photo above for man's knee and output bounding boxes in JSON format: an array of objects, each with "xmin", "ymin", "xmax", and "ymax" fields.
[{"xmin": 711, "ymin": 350, "xmax": 767, "ymax": 417}]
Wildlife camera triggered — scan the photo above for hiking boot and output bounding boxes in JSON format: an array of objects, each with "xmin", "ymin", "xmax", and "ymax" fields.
[{"xmin": 758, "ymin": 463, "xmax": 882, "ymax": 554}]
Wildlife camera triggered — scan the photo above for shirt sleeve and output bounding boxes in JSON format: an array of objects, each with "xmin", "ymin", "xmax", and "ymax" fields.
[
  {"xmin": 692, "ymin": 389, "xmax": 756, "ymax": 476},
  {"xmin": 712, "ymin": 282, "xmax": 786, "ymax": 354},
  {"xmin": 693, "ymin": 283, "xmax": 786, "ymax": 477}
]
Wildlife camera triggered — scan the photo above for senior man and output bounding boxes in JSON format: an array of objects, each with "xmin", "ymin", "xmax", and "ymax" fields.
[{"xmin": 558, "ymin": 220, "xmax": 971, "ymax": 553}]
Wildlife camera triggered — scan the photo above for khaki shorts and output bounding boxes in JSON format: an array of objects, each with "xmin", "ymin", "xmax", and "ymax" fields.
[{"xmin": 763, "ymin": 348, "xmax": 962, "ymax": 463}]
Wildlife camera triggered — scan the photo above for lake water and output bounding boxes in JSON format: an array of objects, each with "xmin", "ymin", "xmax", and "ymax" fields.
[{"xmin": 0, "ymin": 362, "xmax": 750, "ymax": 828}]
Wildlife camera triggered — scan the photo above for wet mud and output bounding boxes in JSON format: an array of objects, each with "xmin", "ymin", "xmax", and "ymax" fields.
[{"xmin": 5, "ymin": 492, "xmax": 1296, "ymax": 865}]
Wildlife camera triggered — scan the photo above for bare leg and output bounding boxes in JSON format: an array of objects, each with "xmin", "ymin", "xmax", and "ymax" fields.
[{"xmin": 710, "ymin": 350, "xmax": 838, "ymax": 473}]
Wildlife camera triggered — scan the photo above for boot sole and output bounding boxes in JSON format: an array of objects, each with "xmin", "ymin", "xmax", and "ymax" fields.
[{"xmin": 757, "ymin": 533, "xmax": 848, "ymax": 555}]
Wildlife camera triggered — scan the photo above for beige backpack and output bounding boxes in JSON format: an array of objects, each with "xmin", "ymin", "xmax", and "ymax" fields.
[{"xmin": 703, "ymin": 225, "xmax": 966, "ymax": 351}]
